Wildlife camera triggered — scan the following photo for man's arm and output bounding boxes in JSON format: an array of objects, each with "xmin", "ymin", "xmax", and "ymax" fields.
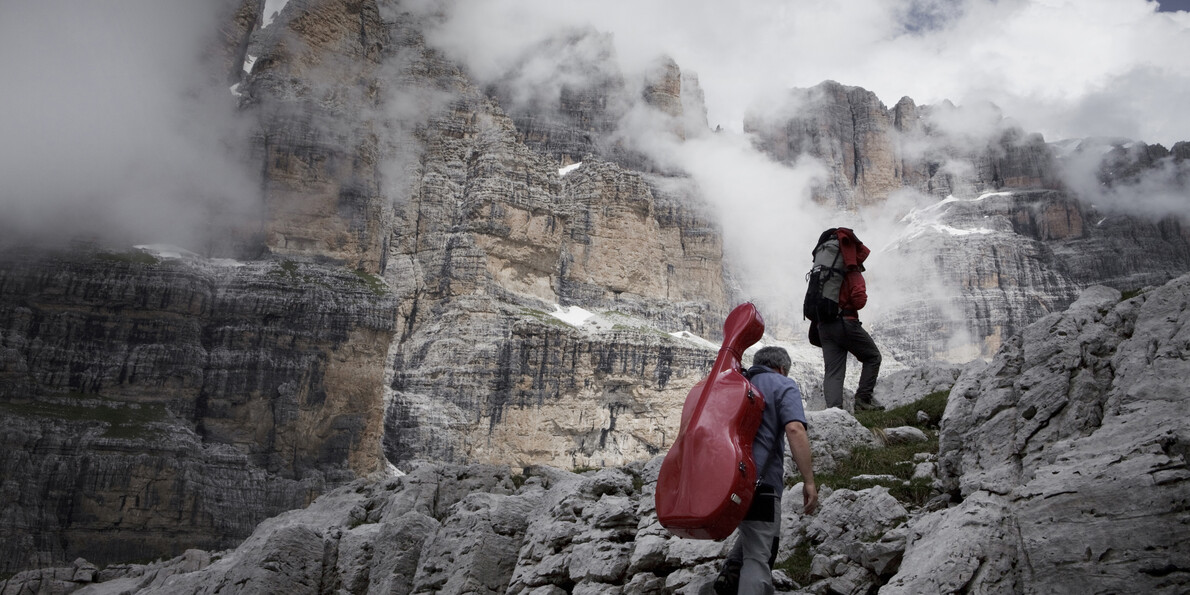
[{"xmin": 785, "ymin": 420, "xmax": 818, "ymax": 514}]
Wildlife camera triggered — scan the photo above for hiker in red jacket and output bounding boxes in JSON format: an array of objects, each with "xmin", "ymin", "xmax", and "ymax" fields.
[{"xmin": 813, "ymin": 228, "xmax": 883, "ymax": 412}]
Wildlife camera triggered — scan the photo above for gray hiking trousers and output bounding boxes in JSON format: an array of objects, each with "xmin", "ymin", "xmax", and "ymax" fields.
[{"xmin": 819, "ymin": 318, "xmax": 881, "ymax": 409}]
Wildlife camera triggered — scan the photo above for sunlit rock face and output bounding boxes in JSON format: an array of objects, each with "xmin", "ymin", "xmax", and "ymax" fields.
[
  {"xmin": 0, "ymin": 251, "xmax": 395, "ymax": 573},
  {"xmin": 366, "ymin": 10, "xmax": 731, "ymax": 469}
]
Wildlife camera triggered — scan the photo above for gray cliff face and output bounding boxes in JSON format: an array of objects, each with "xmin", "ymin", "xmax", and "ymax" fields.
[
  {"xmin": 744, "ymin": 80, "xmax": 1061, "ymax": 209},
  {"xmin": 0, "ymin": 251, "xmax": 395, "ymax": 573},
  {"xmin": 0, "ymin": 0, "xmax": 731, "ymax": 573},
  {"xmin": 369, "ymin": 10, "xmax": 729, "ymax": 470},
  {"xmin": 4, "ymin": 0, "xmax": 1190, "ymax": 581},
  {"xmin": 885, "ymin": 276, "xmax": 1190, "ymax": 594}
]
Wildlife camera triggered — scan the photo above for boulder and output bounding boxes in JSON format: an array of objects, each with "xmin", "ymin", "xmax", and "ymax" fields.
[{"xmin": 804, "ymin": 409, "xmax": 881, "ymax": 473}]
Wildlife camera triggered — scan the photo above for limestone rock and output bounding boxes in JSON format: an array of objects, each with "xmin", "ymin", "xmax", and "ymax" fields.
[
  {"xmin": 871, "ymin": 363, "xmax": 961, "ymax": 410},
  {"xmin": 804, "ymin": 408, "xmax": 881, "ymax": 473},
  {"xmin": 881, "ymin": 426, "xmax": 928, "ymax": 445},
  {"xmin": 800, "ymin": 487, "xmax": 908, "ymax": 552},
  {"xmin": 0, "ymin": 252, "xmax": 395, "ymax": 573},
  {"xmin": 892, "ymin": 275, "xmax": 1190, "ymax": 593},
  {"xmin": 879, "ymin": 189, "xmax": 1190, "ymax": 359},
  {"xmin": 411, "ymin": 491, "xmax": 540, "ymax": 594}
]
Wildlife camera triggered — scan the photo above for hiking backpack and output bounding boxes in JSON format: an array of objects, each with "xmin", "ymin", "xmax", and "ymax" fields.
[{"xmin": 803, "ymin": 235, "xmax": 844, "ymax": 324}]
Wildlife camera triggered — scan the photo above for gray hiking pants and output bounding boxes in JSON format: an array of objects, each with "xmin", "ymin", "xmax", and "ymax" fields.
[
  {"xmin": 724, "ymin": 497, "xmax": 781, "ymax": 594},
  {"xmin": 820, "ymin": 318, "xmax": 881, "ymax": 409}
]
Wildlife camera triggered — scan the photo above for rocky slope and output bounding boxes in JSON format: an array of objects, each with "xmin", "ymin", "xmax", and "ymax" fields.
[
  {"xmin": 0, "ymin": 409, "xmax": 896, "ymax": 595},
  {"xmin": 888, "ymin": 276, "xmax": 1190, "ymax": 593},
  {"xmin": 4, "ymin": 0, "xmax": 1190, "ymax": 577},
  {"xmin": 7, "ymin": 273, "xmax": 1184, "ymax": 594}
]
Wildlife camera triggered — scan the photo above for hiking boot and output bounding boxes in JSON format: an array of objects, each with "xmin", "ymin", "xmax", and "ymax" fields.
[{"xmin": 855, "ymin": 399, "xmax": 884, "ymax": 412}]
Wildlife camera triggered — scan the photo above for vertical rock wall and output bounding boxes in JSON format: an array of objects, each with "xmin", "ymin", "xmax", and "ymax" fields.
[{"xmin": 0, "ymin": 252, "xmax": 396, "ymax": 573}]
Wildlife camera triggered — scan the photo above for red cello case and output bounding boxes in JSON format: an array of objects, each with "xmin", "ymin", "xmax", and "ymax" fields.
[{"xmin": 655, "ymin": 303, "xmax": 766, "ymax": 540}]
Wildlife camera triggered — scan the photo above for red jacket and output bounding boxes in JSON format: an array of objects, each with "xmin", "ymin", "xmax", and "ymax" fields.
[
  {"xmin": 835, "ymin": 228, "xmax": 870, "ymax": 316},
  {"xmin": 839, "ymin": 270, "xmax": 867, "ymax": 314}
]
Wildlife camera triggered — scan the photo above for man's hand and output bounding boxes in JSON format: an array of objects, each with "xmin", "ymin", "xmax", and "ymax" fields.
[{"xmin": 802, "ymin": 482, "xmax": 819, "ymax": 515}]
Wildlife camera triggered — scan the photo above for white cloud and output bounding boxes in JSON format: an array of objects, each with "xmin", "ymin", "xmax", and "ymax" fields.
[
  {"xmin": 419, "ymin": 0, "xmax": 1190, "ymax": 146},
  {"xmin": 0, "ymin": 1, "xmax": 258, "ymax": 251}
]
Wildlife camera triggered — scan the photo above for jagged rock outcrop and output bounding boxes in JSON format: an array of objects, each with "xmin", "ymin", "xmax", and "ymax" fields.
[
  {"xmin": 12, "ymin": 266, "xmax": 1189, "ymax": 594},
  {"xmin": 2, "ymin": 436, "xmax": 901, "ymax": 595},
  {"xmin": 744, "ymin": 80, "xmax": 1061, "ymax": 209},
  {"xmin": 487, "ymin": 30, "xmax": 707, "ymax": 173},
  {"xmin": 887, "ymin": 276, "xmax": 1190, "ymax": 593},
  {"xmin": 0, "ymin": 249, "xmax": 396, "ymax": 573}
]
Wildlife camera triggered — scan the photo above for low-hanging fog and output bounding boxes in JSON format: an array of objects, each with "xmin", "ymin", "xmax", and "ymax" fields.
[
  {"xmin": 0, "ymin": 1, "xmax": 259, "ymax": 252},
  {"xmin": 410, "ymin": 0, "xmax": 1188, "ymax": 350}
]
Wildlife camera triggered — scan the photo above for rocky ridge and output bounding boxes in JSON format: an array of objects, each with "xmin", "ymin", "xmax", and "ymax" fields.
[
  {"xmin": 745, "ymin": 81, "xmax": 1061, "ymax": 210},
  {"xmin": 7, "ymin": 272, "xmax": 1185, "ymax": 594},
  {"xmin": 891, "ymin": 274, "xmax": 1190, "ymax": 593}
]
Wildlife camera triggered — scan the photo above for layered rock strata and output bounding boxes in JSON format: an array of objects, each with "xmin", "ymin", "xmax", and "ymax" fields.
[
  {"xmin": 0, "ymin": 250, "xmax": 396, "ymax": 573},
  {"xmin": 0, "ymin": 0, "xmax": 734, "ymax": 573},
  {"xmin": 745, "ymin": 80, "xmax": 1061, "ymax": 209}
]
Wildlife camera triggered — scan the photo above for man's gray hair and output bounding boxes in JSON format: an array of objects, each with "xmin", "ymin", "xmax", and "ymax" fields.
[{"xmin": 753, "ymin": 346, "xmax": 791, "ymax": 374}]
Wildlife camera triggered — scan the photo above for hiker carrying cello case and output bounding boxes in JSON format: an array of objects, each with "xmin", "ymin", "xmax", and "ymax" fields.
[{"xmin": 655, "ymin": 303, "xmax": 766, "ymax": 540}]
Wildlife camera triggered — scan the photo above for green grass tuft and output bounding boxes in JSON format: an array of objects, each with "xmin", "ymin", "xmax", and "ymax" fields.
[
  {"xmin": 773, "ymin": 540, "xmax": 814, "ymax": 586},
  {"xmin": 351, "ymin": 269, "xmax": 388, "ymax": 295},
  {"xmin": 0, "ymin": 397, "xmax": 170, "ymax": 440},
  {"xmin": 788, "ymin": 390, "xmax": 951, "ymax": 507},
  {"xmin": 96, "ymin": 251, "xmax": 159, "ymax": 266},
  {"xmin": 855, "ymin": 389, "xmax": 949, "ymax": 430},
  {"xmin": 1120, "ymin": 287, "xmax": 1145, "ymax": 301}
]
